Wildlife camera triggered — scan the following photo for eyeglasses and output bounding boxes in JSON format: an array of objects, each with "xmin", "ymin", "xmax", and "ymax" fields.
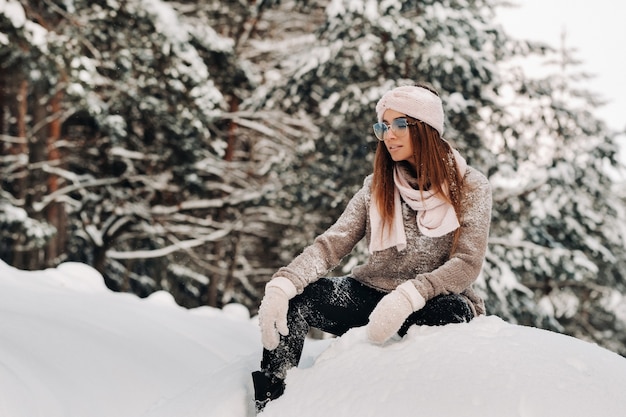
[{"xmin": 372, "ymin": 118, "xmax": 416, "ymax": 141}]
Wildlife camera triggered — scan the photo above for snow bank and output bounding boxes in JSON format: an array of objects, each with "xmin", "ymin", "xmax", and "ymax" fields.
[
  {"xmin": 264, "ymin": 317, "xmax": 626, "ymax": 416},
  {"xmin": 0, "ymin": 260, "xmax": 260, "ymax": 417},
  {"xmin": 1, "ymin": 260, "xmax": 625, "ymax": 417}
]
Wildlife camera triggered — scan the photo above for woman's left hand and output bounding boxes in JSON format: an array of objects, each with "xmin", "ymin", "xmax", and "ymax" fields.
[{"xmin": 366, "ymin": 281, "xmax": 426, "ymax": 344}]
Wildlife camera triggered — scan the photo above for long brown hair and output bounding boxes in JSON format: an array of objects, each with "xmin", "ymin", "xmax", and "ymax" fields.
[{"xmin": 371, "ymin": 89, "xmax": 464, "ymax": 253}]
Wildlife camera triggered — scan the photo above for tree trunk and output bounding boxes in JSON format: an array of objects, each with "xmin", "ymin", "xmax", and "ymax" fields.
[
  {"xmin": 17, "ymin": 81, "xmax": 51, "ymax": 270},
  {"xmin": 45, "ymin": 88, "xmax": 66, "ymax": 265},
  {"xmin": 11, "ymin": 79, "xmax": 35, "ymax": 269},
  {"xmin": 206, "ymin": 96, "xmax": 240, "ymax": 307}
]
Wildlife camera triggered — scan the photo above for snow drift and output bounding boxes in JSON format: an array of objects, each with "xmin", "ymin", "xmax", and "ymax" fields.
[{"xmin": 1, "ymin": 260, "xmax": 625, "ymax": 417}]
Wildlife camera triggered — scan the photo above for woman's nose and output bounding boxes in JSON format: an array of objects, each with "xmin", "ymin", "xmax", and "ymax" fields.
[{"xmin": 385, "ymin": 130, "xmax": 397, "ymax": 140}]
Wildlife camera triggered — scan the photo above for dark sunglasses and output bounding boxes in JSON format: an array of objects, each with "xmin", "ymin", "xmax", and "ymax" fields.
[{"xmin": 372, "ymin": 118, "xmax": 417, "ymax": 141}]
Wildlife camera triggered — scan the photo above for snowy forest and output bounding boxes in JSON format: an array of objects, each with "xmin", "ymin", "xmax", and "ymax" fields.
[{"xmin": 1, "ymin": 0, "xmax": 626, "ymax": 357}]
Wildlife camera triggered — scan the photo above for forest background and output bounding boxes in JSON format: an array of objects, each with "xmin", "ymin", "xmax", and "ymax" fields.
[{"xmin": 2, "ymin": 0, "xmax": 626, "ymax": 356}]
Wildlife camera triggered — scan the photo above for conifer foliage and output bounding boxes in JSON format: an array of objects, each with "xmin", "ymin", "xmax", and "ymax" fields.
[{"xmin": 1, "ymin": 0, "xmax": 624, "ymax": 355}]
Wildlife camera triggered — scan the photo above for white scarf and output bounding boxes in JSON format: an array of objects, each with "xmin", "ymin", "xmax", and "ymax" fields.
[{"xmin": 369, "ymin": 149, "xmax": 467, "ymax": 253}]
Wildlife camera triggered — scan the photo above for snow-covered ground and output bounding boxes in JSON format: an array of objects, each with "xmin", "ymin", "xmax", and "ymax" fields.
[{"xmin": 1, "ymin": 260, "xmax": 626, "ymax": 417}]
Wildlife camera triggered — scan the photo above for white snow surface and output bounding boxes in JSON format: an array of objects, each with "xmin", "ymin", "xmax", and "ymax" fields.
[{"xmin": 1, "ymin": 260, "xmax": 626, "ymax": 417}]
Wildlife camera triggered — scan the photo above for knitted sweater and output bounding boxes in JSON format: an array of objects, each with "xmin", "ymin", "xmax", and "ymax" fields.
[{"xmin": 273, "ymin": 165, "xmax": 492, "ymax": 315}]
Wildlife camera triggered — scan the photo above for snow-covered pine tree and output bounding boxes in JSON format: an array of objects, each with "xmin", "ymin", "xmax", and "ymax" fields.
[
  {"xmin": 2, "ymin": 0, "xmax": 226, "ymax": 293},
  {"xmin": 485, "ymin": 32, "xmax": 626, "ymax": 354},
  {"xmin": 0, "ymin": 0, "xmax": 309, "ymax": 307},
  {"xmin": 0, "ymin": 0, "xmax": 66, "ymax": 267}
]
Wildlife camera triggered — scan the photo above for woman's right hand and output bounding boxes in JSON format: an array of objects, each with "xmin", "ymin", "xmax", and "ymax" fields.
[{"xmin": 258, "ymin": 277, "xmax": 298, "ymax": 350}]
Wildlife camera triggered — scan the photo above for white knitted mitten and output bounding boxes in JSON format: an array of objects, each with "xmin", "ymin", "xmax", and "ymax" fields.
[
  {"xmin": 366, "ymin": 281, "xmax": 426, "ymax": 344},
  {"xmin": 258, "ymin": 277, "xmax": 298, "ymax": 350}
]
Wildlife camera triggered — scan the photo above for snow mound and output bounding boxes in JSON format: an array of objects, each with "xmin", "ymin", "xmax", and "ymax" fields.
[
  {"xmin": 0, "ymin": 260, "xmax": 260, "ymax": 417},
  {"xmin": 1, "ymin": 259, "xmax": 626, "ymax": 417},
  {"xmin": 0, "ymin": 259, "xmax": 108, "ymax": 293},
  {"xmin": 263, "ymin": 316, "xmax": 626, "ymax": 417}
]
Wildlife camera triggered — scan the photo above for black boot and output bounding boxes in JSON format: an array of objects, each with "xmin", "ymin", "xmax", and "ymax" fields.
[{"xmin": 251, "ymin": 370, "xmax": 285, "ymax": 413}]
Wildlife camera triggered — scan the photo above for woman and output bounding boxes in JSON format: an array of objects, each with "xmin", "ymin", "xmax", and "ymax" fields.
[{"xmin": 252, "ymin": 83, "xmax": 492, "ymax": 411}]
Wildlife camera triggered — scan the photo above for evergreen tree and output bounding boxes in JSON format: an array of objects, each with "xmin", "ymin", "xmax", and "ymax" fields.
[
  {"xmin": 485, "ymin": 33, "xmax": 626, "ymax": 353},
  {"xmin": 0, "ymin": 0, "xmax": 306, "ymax": 307}
]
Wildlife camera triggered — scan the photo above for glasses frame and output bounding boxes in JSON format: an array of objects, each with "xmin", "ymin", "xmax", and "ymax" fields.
[{"xmin": 372, "ymin": 118, "xmax": 417, "ymax": 141}]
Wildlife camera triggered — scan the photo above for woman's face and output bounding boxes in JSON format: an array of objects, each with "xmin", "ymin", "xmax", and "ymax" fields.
[{"xmin": 382, "ymin": 109, "xmax": 415, "ymax": 164}]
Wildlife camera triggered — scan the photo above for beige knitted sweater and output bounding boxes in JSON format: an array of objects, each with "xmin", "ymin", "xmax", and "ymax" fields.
[{"xmin": 273, "ymin": 165, "xmax": 492, "ymax": 315}]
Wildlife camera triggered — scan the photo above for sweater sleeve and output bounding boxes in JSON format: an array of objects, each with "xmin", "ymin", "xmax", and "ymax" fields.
[
  {"xmin": 272, "ymin": 177, "xmax": 371, "ymax": 293},
  {"xmin": 410, "ymin": 168, "xmax": 492, "ymax": 300}
]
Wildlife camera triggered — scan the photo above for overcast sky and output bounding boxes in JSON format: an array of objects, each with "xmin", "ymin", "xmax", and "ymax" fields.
[{"xmin": 496, "ymin": 0, "xmax": 626, "ymax": 133}]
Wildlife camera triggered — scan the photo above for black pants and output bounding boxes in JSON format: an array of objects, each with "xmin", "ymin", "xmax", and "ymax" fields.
[{"xmin": 261, "ymin": 276, "xmax": 473, "ymax": 378}]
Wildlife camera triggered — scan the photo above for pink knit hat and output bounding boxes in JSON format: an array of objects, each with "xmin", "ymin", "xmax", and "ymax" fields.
[{"xmin": 375, "ymin": 85, "xmax": 444, "ymax": 135}]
